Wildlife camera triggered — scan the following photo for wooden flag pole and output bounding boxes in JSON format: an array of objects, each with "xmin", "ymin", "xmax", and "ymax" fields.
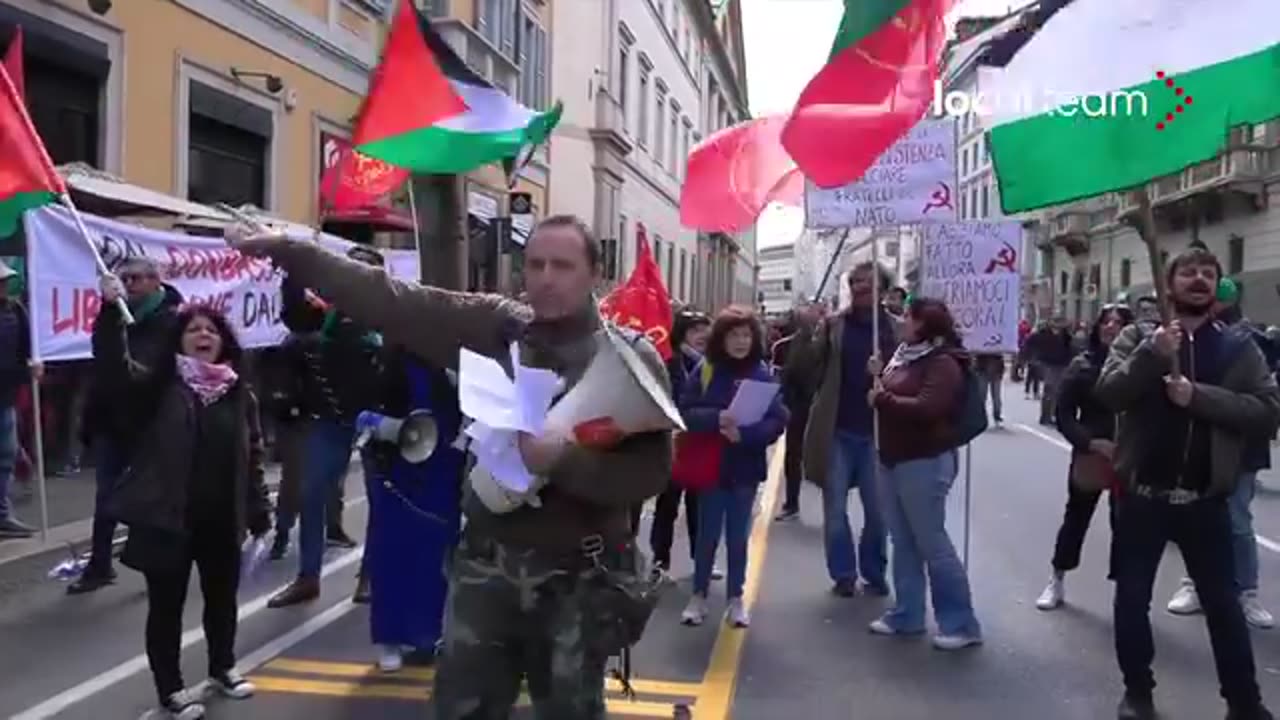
[{"xmin": 1131, "ymin": 187, "xmax": 1179, "ymax": 376}]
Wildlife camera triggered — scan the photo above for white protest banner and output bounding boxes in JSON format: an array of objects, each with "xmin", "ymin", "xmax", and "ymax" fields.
[
  {"xmin": 804, "ymin": 117, "xmax": 958, "ymax": 228},
  {"xmin": 919, "ymin": 221, "xmax": 1021, "ymax": 354},
  {"xmin": 25, "ymin": 206, "xmax": 420, "ymax": 362}
]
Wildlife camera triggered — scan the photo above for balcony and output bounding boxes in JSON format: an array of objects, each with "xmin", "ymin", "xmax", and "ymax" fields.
[
  {"xmin": 1040, "ymin": 207, "xmax": 1091, "ymax": 255},
  {"xmin": 589, "ymin": 89, "xmax": 634, "ymax": 157},
  {"xmin": 1117, "ymin": 149, "xmax": 1271, "ymax": 219}
]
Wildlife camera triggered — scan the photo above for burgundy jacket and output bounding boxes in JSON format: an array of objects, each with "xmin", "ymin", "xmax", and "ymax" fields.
[{"xmin": 873, "ymin": 348, "xmax": 966, "ymax": 465}]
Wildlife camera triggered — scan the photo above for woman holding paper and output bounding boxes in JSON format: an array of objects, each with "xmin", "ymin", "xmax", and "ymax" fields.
[
  {"xmin": 96, "ymin": 273, "xmax": 272, "ymax": 720},
  {"xmin": 866, "ymin": 297, "xmax": 982, "ymax": 651},
  {"xmin": 678, "ymin": 306, "xmax": 787, "ymax": 629}
]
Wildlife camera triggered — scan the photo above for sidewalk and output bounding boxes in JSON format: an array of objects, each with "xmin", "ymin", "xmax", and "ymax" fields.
[{"xmin": 0, "ymin": 463, "xmax": 284, "ymax": 567}]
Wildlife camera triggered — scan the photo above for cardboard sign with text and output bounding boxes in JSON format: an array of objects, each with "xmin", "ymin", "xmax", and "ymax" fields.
[
  {"xmin": 919, "ymin": 221, "xmax": 1021, "ymax": 354},
  {"xmin": 804, "ymin": 118, "xmax": 958, "ymax": 228}
]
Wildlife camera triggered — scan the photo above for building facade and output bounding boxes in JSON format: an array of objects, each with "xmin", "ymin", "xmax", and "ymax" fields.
[
  {"xmin": 756, "ymin": 242, "xmax": 794, "ymax": 317},
  {"xmin": 424, "ymin": 0, "xmax": 552, "ymax": 292},
  {"xmin": 548, "ymin": 0, "xmax": 751, "ymax": 311},
  {"xmin": 2, "ymin": 0, "xmax": 392, "ymax": 222},
  {"xmin": 0, "ymin": 0, "xmax": 552, "ymax": 291}
]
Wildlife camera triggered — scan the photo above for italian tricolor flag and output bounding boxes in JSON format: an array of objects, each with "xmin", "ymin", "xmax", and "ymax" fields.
[
  {"xmin": 984, "ymin": 0, "xmax": 1280, "ymax": 214},
  {"xmin": 354, "ymin": 1, "xmax": 562, "ymax": 175},
  {"xmin": 780, "ymin": 0, "xmax": 952, "ymax": 188}
]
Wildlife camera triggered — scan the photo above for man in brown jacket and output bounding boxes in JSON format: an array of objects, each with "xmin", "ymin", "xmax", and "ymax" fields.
[{"xmin": 226, "ymin": 215, "xmax": 671, "ymax": 719}]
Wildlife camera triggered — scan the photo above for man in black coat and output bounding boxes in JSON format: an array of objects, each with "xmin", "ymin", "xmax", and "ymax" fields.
[{"xmin": 70, "ymin": 257, "xmax": 183, "ymax": 594}]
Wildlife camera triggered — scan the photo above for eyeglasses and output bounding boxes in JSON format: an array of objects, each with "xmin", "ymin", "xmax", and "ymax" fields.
[{"xmin": 120, "ymin": 272, "xmax": 157, "ymax": 284}]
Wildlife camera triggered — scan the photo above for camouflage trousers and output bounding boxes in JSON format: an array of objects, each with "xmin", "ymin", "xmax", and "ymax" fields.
[{"xmin": 433, "ymin": 533, "xmax": 640, "ymax": 720}]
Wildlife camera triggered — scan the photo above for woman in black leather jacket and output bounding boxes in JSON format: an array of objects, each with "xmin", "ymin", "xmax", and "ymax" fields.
[{"xmin": 1036, "ymin": 304, "xmax": 1134, "ymax": 611}]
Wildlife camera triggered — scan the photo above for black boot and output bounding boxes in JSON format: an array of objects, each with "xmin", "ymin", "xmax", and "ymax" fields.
[
  {"xmin": 1118, "ymin": 693, "xmax": 1159, "ymax": 720},
  {"xmin": 1226, "ymin": 705, "xmax": 1275, "ymax": 720},
  {"xmin": 67, "ymin": 566, "xmax": 117, "ymax": 595}
]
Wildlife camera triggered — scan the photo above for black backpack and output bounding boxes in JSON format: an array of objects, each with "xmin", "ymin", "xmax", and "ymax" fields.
[{"xmin": 951, "ymin": 357, "xmax": 989, "ymax": 447}]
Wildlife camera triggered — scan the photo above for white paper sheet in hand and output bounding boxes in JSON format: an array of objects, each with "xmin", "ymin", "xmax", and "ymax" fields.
[
  {"xmin": 458, "ymin": 348, "xmax": 522, "ymax": 429},
  {"xmin": 511, "ymin": 344, "xmax": 563, "ymax": 434},
  {"xmin": 726, "ymin": 380, "xmax": 780, "ymax": 426},
  {"xmin": 466, "ymin": 423, "xmax": 537, "ymax": 492}
]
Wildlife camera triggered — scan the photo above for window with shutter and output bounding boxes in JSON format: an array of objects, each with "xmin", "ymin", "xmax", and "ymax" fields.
[
  {"xmin": 535, "ymin": 26, "xmax": 547, "ymax": 109},
  {"xmin": 668, "ymin": 104, "xmax": 678, "ymax": 171},
  {"xmin": 501, "ymin": 0, "xmax": 516, "ymax": 57},
  {"xmin": 655, "ymin": 87, "xmax": 666, "ymax": 160}
]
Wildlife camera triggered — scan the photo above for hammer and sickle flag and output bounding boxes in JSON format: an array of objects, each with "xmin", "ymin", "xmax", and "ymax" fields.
[{"xmin": 598, "ymin": 222, "xmax": 673, "ymax": 362}]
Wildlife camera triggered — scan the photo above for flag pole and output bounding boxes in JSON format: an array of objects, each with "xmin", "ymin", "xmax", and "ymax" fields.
[
  {"xmin": 28, "ymin": 369, "xmax": 48, "ymax": 542},
  {"xmin": 1132, "ymin": 187, "xmax": 1177, "ymax": 375},
  {"xmin": 57, "ymin": 198, "xmax": 135, "ymax": 327},
  {"xmin": 406, "ymin": 176, "xmax": 423, "ymax": 282}
]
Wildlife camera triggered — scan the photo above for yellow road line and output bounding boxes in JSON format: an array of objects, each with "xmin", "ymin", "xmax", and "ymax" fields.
[
  {"xmin": 262, "ymin": 658, "xmax": 699, "ymax": 698},
  {"xmin": 693, "ymin": 436, "xmax": 788, "ymax": 719},
  {"xmin": 266, "ymin": 658, "xmax": 434, "ymax": 681},
  {"xmin": 250, "ymin": 676, "xmax": 684, "ymax": 716}
]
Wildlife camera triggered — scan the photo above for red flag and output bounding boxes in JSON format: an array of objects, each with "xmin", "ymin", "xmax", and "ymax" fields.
[
  {"xmin": 319, "ymin": 135, "xmax": 409, "ymax": 212},
  {"xmin": 780, "ymin": 0, "xmax": 952, "ymax": 188},
  {"xmin": 599, "ymin": 223, "xmax": 673, "ymax": 361},
  {"xmin": 679, "ymin": 115, "xmax": 801, "ymax": 233},
  {"xmin": 4, "ymin": 27, "xmax": 23, "ymax": 100}
]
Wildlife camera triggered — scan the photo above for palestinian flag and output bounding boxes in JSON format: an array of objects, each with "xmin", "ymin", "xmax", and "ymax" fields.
[
  {"xmin": 983, "ymin": 0, "xmax": 1280, "ymax": 213},
  {"xmin": 0, "ymin": 61, "xmax": 63, "ymax": 237},
  {"xmin": 780, "ymin": 0, "xmax": 952, "ymax": 188},
  {"xmin": 354, "ymin": 3, "xmax": 562, "ymax": 175}
]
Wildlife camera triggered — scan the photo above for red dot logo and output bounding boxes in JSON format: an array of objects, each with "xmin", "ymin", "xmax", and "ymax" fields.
[{"xmin": 1154, "ymin": 70, "xmax": 1192, "ymax": 130}]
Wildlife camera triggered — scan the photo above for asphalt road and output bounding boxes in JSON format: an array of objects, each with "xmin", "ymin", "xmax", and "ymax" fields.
[{"xmin": 6, "ymin": 386, "xmax": 1280, "ymax": 719}]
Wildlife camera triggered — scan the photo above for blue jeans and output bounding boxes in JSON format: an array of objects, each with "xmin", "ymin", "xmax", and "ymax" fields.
[
  {"xmin": 1229, "ymin": 472, "xmax": 1260, "ymax": 594},
  {"xmin": 822, "ymin": 431, "xmax": 887, "ymax": 589},
  {"xmin": 0, "ymin": 405, "xmax": 15, "ymax": 521},
  {"xmin": 879, "ymin": 452, "xmax": 982, "ymax": 637},
  {"xmin": 299, "ymin": 420, "xmax": 356, "ymax": 579},
  {"xmin": 693, "ymin": 483, "xmax": 758, "ymax": 598},
  {"xmin": 87, "ymin": 439, "xmax": 127, "ymax": 575}
]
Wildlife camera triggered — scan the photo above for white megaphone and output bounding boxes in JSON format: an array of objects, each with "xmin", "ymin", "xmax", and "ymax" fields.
[
  {"xmin": 354, "ymin": 410, "xmax": 439, "ymax": 464},
  {"xmin": 541, "ymin": 324, "xmax": 685, "ymax": 444}
]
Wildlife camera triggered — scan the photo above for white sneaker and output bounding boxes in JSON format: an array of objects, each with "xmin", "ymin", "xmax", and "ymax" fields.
[
  {"xmin": 210, "ymin": 671, "xmax": 254, "ymax": 699},
  {"xmin": 726, "ymin": 597, "xmax": 750, "ymax": 628},
  {"xmin": 1241, "ymin": 591, "xmax": 1275, "ymax": 629},
  {"xmin": 378, "ymin": 645, "xmax": 404, "ymax": 672},
  {"xmin": 681, "ymin": 595, "xmax": 709, "ymax": 626},
  {"xmin": 932, "ymin": 633, "xmax": 983, "ymax": 651},
  {"xmin": 711, "ymin": 565, "xmax": 725, "ymax": 581},
  {"xmin": 1036, "ymin": 574, "xmax": 1065, "ymax": 611},
  {"xmin": 1167, "ymin": 580, "xmax": 1202, "ymax": 615},
  {"xmin": 868, "ymin": 618, "xmax": 897, "ymax": 636},
  {"xmin": 162, "ymin": 689, "xmax": 206, "ymax": 719}
]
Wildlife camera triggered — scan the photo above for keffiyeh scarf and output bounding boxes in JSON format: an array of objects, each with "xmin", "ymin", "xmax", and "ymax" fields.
[
  {"xmin": 884, "ymin": 340, "xmax": 938, "ymax": 373},
  {"xmin": 176, "ymin": 354, "xmax": 239, "ymax": 406}
]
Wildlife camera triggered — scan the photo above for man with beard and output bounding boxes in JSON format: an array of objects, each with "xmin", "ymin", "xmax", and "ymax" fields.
[
  {"xmin": 1166, "ymin": 277, "xmax": 1278, "ymax": 629},
  {"xmin": 1097, "ymin": 247, "xmax": 1279, "ymax": 720},
  {"xmin": 803, "ymin": 263, "xmax": 897, "ymax": 597}
]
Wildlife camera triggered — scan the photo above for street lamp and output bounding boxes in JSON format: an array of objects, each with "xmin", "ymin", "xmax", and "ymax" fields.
[{"xmin": 231, "ymin": 68, "xmax": 284, "ymax": 94}]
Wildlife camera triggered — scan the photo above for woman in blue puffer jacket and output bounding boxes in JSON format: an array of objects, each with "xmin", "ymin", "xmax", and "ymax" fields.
[{"xmin": 677, "ymin": 305, "xmax": 787, "ymax": 629}]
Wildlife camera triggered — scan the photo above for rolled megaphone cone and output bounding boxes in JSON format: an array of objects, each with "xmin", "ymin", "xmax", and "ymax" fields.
[
  {"xmin": 542, "ymin": 325, "xmax": 685, "ymax": 447},
  {"xmin": 354, "ymin": 410, "xmax": 439, "ymax": 464}
]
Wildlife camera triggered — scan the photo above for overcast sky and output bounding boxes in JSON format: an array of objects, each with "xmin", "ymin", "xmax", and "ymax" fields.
[{"xmin": 741, "ymin": 0, "xmax": 1024, "ymax": 247}]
